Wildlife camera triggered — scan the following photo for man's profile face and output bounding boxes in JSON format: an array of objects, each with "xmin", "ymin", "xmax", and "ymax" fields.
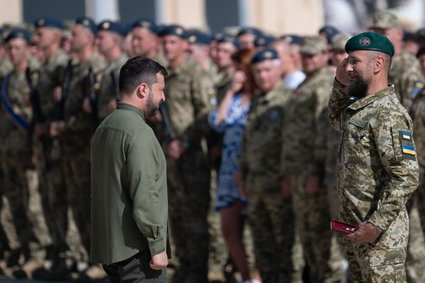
[
  {"xmin": 7, "ymin": 38, "xmax": 29, "ymax": 66},
  {"xmin": 146, "ymin": 73, "xmax": 166, "ymax": 117},
  {"xmin": 131, "ymin": 27, "xmax": 157, "ymax": 57},
  {"xmin": 96, "ymin": 30, "xmax": 116, "ymax": 56},
  {"xmin": 346, "ymin": 50, "xmax": 371, "ymax": 98}
]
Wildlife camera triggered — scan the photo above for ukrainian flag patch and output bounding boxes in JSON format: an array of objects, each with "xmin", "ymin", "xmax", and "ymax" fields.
[
  {"xmin": 399, "ymin": 131, "xmax": 416, "ymax": 160},
  {"xmin": 401, "ymin": 131, "xmax": 411, "ymax": 140}
]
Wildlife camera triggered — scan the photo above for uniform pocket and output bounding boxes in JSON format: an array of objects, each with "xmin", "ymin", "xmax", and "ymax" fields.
[{"xmin": 367, "ymin": 247, "xmax": 406, "ymax": 267}]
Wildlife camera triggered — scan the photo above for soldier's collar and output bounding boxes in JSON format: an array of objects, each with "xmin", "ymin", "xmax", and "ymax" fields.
[{"xmin": 347, "ymin": 84, "xmax": 394, "ymax": 111}]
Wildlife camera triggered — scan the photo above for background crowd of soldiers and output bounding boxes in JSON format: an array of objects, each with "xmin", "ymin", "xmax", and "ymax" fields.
[{"xmin": 1, "ymin": 9, "xmax": 425, "ymax": 283}]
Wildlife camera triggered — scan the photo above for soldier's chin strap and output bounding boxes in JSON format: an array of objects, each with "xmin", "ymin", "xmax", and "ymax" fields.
[{"xmin": 0, "ymin": 72, "xmax": 30, "ymax": 131}]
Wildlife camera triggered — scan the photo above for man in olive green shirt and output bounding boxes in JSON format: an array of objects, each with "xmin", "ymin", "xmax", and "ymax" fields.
[{"xmin": 91, "ymin": 57, "xmax": 169, "ymax": 281}]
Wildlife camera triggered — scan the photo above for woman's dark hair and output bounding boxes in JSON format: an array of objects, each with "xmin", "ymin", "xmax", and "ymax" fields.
[{"xmin": 119, "ymin": 56, "xmax": 168, "ymax": 95}]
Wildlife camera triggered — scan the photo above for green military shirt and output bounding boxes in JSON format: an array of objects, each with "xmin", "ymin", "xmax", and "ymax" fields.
[
  {"xmin": 389, "ymin": 50, "xmax": 425, "ymax": 110},
  {"xmin": 91, "ymin": 103, "xmax": 169, "ymax": 264},
  {"xmin": 329, "ymin": 80, "xmax": 419, "ymax": 248},
  {"xmin": 163, "ymin": 58, "xmax": 213, "ymax": 145},
  {"xmin": 239, "ymin": 82, "xmax": 292, "ymax": 192},
  {"xmin": 97, "ymin": 53, "xmax": 128, "ymax": 120},
  {"xmin": 281, "ymin": 67, "xmax": 334, "ymax": 175}
]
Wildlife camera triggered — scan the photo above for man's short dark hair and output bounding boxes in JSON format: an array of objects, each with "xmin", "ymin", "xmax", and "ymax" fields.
[{"xmin": 119, "ymin": 56, "xmax": 168, "ymax": 95}]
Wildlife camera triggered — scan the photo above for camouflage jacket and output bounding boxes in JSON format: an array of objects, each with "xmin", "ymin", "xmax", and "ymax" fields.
[
  {"xmin": 281, "ymin": 67, "xmax": 334, "ymax": 176},
  {"xmin": 329, "ymin": 80, "xmax": 419, "ymax": 240},
  {"xmin": 162, "ymin": 58, "xmax": 214, "ymax": 146},
  {"xmin": 0, "ymin": 61, "xmax": 39, "ymax": 157},
  {"xmin": 97, "ymin": 53, "xmax": 128, "ymax": 120},
  {"xmin": 410, "ymin": 87, "xmax": 425, "ymax": 181},
  {"xmin": 389, "ymin": 50, "xmax": 425, "ymax": 110},
  {"xmin": 213, "ymin": 72, "xmax": 233, "ymax": 107},
  {"xmin": 36, "ymin": 49, "xmax": 68, "ymax": 121},
  {"xmin": 240, "ymin": 81, "xmax": 292, "ymax": 192}
]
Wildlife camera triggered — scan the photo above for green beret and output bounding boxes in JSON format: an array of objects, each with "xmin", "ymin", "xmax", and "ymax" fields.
[{"xmin": 345, "ymin": 32, "xmax": 394, "ymax": 57}]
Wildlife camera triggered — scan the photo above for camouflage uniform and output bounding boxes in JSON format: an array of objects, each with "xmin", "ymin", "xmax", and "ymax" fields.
[
  {"xmin": 0, "ymin": 66, "xmax": 38, "ymax": 260},
  {"xmin": 240, "ymin": 82, "xmax": 300, "ymax": 283},
  {"xmin": 57, "ymin": 53, "xmax": 105, "ymax": 255},
  {"xmin": 162, "ymin": 58, "xmax": 213, "ymax": 283},
  {"xmin": 329, "ymin": 80, "xmax": 419, "ymax": 282},
  {"xmin": 34, "ymin": 49, "xmax": 69, "ymax": 261},
  {"xmin": 97, "ymin": 53, "xmax": 128, "ymax": 121},
  {"xmin": 281, "ymin": 67, "xmax": 343, "ymax": 282}
]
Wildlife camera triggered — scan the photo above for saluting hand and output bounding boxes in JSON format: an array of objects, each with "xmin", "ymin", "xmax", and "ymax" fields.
[{"xmin": 335, "ymin": 58, "xmax": 351, "ymax": 86}]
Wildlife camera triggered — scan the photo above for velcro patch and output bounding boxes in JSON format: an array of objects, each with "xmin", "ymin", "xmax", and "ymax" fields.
[{"xmin": 399, "ymin": 131, "xmax": 416, "ymax": 160}]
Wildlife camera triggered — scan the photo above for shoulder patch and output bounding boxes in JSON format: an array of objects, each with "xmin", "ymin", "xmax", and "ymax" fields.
[
  {"xmin": 399, "ymin": 131, "xmax": 416, "ymax": 160},
  {"xmin": 412, "ymin": 81, "xmax": 425, "ymax": 98}
]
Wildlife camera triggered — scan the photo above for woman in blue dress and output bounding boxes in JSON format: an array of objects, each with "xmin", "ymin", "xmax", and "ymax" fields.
[{"xmin": 209, "ymin": 48, "xmax": 256, "ymax": 283}]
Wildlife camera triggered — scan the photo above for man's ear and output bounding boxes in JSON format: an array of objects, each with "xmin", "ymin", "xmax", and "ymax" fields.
[
  {"xmin": 136, "ymin": 82, "xmax": 149, "ymax": 99},
  {"xmin": 373, "ymin": 56, "xmax": 385, "ymax": 73}
]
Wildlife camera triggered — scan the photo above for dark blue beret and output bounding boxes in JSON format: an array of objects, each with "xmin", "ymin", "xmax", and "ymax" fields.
[
  {"xmin": 251, "ymin": 48, "xmax": 279, "ymax": 64},
  {"xmin": 254, "ymin": 35, "xmax": 276, "ymax": 48},
  {"xmin": 158, "ymin": 24, "xmax": 187, "ymax": 39},
  {"xmin": 97, "ymin": 20, "xmax": 126, "ymax": 36},
  {"xmin": 319, "ymin": 25, "xmax": 340, "ymax": 43},
  {"xmin": 237, "ymin": 27, "xmax": 262, "ymax": 38},
  {"xmin": 216, "ymin": 34, "xmax": 241, "ymax": 49},
  {"xmin": 345, "ymin": 32, "xmax": 394, "ymax": 57},
  {"xmin": 5, "ymin": 29, "xmax": 31, "ymax": 43},
  {"xmin": 280, "ymin": 34, "xmax": 301, "ymax": 45},
  {"xmin": 131, "ymin": 18, "xmax": 158, "ymax": 34},
  {"xmin": 34, "ymin": 17, "xmax": 64, "ymax": 29},
  {"xmin": 188, "ymin": 30, "xmax": 212, "ymax": 45},
  {"xmin": 75, "ymin": 17, "xmax": 97, "ymax": 34}
]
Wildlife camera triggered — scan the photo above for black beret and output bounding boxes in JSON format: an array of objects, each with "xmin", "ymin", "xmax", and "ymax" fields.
[
  {"xmin": 97, "ymin": 20, "xmax": 127, "ymax": 36},
  {"xmin": 5, "ymin": 29, "xmax": 31, "ymax": 43},
  {"xmin": 216, "ymin": 34, "xmax": 241, "ymax": 49},
  {"xmin": 75, "ymin": 17, "xmax": 97, "ymax": 34},
  {"xmin": 254, "ymin": 35, "xmax": 276, "ymax": 48},
  {"xmin": 34, "ymin": 17, "xmax": 64, "ymax": 29},
  {"xmin": 318, "ymin": 25, "xmax": 340, "ymax": 43},
  {"xmin": 345, "ymin": 32, "xmax": 394, "ymax": 57},
  {"xmin": 131, "ymin": 18, "xmax": 158, "ymax": 34},
  {"xmin": 158, "ymin": 24, "xmax": 187, "ymax": 39},
  {"xmin": 251, "ymin": 48, "xmax": 279, "ymax": 64},
  {"xmin": 237, "ymin": 27, "xmax": 262, "ymax": 38},
  {"xmin": 280, "ymin": 34, "xmax": 301, "ymax": 45}
]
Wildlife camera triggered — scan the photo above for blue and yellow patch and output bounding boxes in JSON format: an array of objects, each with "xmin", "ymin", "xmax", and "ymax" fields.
[
  {"xmin": 412, "ymin": 81, "xmax": 425, "ymax": 98},
  {"xmin": 399, "ymin": 131, "xmax": 416, "ymax": 160}
]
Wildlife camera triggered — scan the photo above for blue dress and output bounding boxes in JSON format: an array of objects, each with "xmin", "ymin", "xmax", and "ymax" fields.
[{"xmin": 208, "ymin": 94, "xmax": 250, "ymax": 211}]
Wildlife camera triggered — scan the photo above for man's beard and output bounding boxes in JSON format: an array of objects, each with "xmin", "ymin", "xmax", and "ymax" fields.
[
  {"xmin": 347, "ymin": 75, "xmax": 369, "ymax": 99},
  {"xmin": 146, "ymin": 93, "xmax": 159, "ymax": 117}
]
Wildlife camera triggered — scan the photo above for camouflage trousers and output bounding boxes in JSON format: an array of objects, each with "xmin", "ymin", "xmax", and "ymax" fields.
[
  {"xmin": 61, "ymin": 141, "xmax": 91, "ymax": 257},
  {"xmin": 247, "ymin": 186, "xmax": 301, "ymax": 283},
  {"xmin": 0, "ymin": 157, "xmax": 36, "ymax": 253},
  {"xmin": 291, "ymin": 174, "xmax": 343, "ymax": 283},
  {"xmin": 416, "ymin": 181, "xmax": 425, "ymax": 238},
  {"xmin": 36, "ymin": 138, "xmax": 69, "ymax": 260},
  {"xmin": 167, "ymin": 145, "xmax": 211, "ymax": 283},
  {"xmin": 345, "ymin": 242, "xmax": 407, "ymax": 283},
  {"xmin": 405, "ymin": 196, "xmax": 425, "ymax": 283}
]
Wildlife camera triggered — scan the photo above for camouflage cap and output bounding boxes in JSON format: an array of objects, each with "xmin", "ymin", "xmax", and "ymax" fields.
[
  {"xmin": 369, "ymin": 11, "xmax": 401, "ymax": 30},
  {"xmin": 345, "ymin": 32, "xmax": 394, "ymax": 57},
  {"xmin": 299, "ymin": 36, "xmax": 327, "ymax": 54},
  {"xmin": 251, "ymin": 48, "xmax": 279, "ymax": 64},
  {"xmin": 331, "ymin": 33, "xmax": 351, "ymax": 50}
]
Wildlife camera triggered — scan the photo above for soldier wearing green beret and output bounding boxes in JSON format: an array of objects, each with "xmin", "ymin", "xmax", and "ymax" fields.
[
  {"xmin": 369, "ymin": 11, "xmax": 425, "ymax": 282},
  {"xmin": 330, "ymin": 31, "xmax": 419, "ymax": 282}
]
